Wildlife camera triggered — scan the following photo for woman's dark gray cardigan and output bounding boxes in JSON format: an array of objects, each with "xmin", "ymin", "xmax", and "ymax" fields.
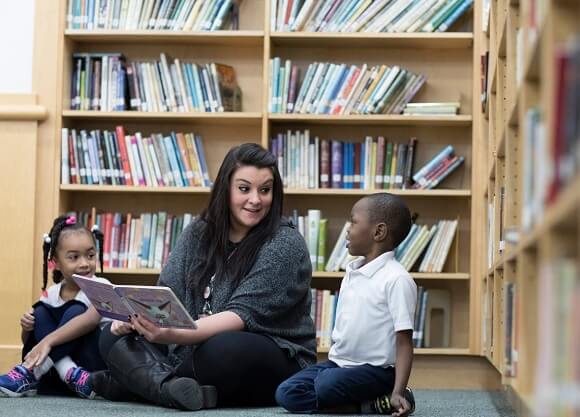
[{"xmin": 158, "ymin": 218, "xmax": 317, "ymax": 369}]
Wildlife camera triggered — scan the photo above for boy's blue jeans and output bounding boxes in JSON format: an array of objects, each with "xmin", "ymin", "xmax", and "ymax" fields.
[{"xmin": 275, "ymin": 360, "xmax": 395, "ymax": 413}]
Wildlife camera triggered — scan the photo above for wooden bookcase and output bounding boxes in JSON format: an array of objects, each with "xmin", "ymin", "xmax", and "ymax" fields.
[
  {"xmin": 36, "ymin": 1, "xmax": 480, "ymax": 359},
  {"xmin": 481, "ymin": 0, "xmax": 579, "ymax": 414}
]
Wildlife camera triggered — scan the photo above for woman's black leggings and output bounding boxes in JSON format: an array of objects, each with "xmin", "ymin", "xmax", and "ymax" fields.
[{"xmin": 99, "ymin": 328, "xmax": 301, "ymax": 407}]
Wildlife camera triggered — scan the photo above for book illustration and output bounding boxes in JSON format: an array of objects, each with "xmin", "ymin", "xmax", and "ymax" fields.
[{"xmin": 73, "ymin": 274, "xmax": 197, "ymax": 329}]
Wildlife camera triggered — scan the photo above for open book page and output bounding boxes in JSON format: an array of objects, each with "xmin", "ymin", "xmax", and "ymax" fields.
[
  {"xmin": 72, "ymin": 274, "xmax": 197, "ymax": 329},
  {"xmin": 72, "ymin": 274, "xmax": 132, "ymax": 321},
  {"xmin": 115, "ymin": 286, "xmax": 197, "ymax": 329}
]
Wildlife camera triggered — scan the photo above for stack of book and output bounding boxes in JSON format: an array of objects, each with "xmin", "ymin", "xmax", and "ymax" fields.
[
  {"xmin": 71, "ymin": 53, "xmax": 241, "ymax": 112},
  {"xmin": 269, "ymin": 59, "xmax": 426, "ymax": 115},
  {"xmin": 67, "ymin": 0, "xmax": 241, "ymax": 31},
  {"xmin": 61, "ymin": 127, "xmax": 211, "ymax": 187},
  {"xmin": 72, "ymin": 210, "xmax": 196, "ymax": 269},
  {"xmin": 411, "ymin": 145, "xmax": 465, "ymax": 190},
  {"xmin": 310, "ymin": 288, "xmax": 339, "ymax": 350},
  {"xmin": 403, "ymin": 102, "xmax": 460, "ymax": 115},
  {"xmin": 271, "ymin": 0, "xmax": 474, "ymax": 33},
  {"xmin": 521, "ymin": 107, "xmax": 546, "ymax": 231}
]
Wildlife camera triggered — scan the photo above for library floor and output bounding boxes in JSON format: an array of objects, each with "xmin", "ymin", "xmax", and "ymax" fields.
[{"xmin": 4, "ymin": 390, "xmax": 516, "ymax": 416}]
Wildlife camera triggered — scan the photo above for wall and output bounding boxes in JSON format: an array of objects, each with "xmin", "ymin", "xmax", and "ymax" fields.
[{"xmin": 0, "ymin": 0, "xmax": 35, "ymax": 93}]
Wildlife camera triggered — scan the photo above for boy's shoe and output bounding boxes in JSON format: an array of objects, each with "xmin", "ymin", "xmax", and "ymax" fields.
[
  {"xmin": 366, "ymin": 387, "xmax": 416, "ymax": 415},
  {"xmin": 65, "ymin": 367, "xmax": 96, "ymax": 399},
  {"xmin": 0, "ymin": 365, "xmax": 38, "ymax": 397}
]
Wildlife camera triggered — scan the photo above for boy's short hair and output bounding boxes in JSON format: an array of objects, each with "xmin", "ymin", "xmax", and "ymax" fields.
[{"xmin": 364, "ymin": 193, "xmax": 412, "ymax": 249}]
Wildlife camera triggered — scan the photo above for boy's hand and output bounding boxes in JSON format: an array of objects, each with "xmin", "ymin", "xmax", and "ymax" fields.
[
  {"xmin": 20, "ymin": 308, "xmax": 35, "ymax": 332},
  {"xmin": 390, "ymin": 392, "xmax": 412, "ymax": 417},
  {"xmin": 23, "ymin": 339, "xmax": 52, "ymax": 368},
  {"xmin": 110, "ymin": 320, "xmax": 134, "ymax": 336}
]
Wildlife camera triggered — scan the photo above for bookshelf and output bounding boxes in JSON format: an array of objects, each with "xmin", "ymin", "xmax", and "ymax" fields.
[
  {"xmin": 22, "ymin": 0, "xmax": 491, "ymax": 386},
  {"xmin": 481, "ymin": 0, "xmax": 579, "ymax": 414}
]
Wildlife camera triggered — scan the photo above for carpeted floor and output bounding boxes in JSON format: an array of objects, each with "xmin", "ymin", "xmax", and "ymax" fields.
[{"xmin": 1, "ymin": 390, "xmax": 516, "ymax": 417}]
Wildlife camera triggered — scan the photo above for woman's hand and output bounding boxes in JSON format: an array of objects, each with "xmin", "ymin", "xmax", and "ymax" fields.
[
  {"xmin": 20, "ymin": 308, "xmax": 35, "ymax": 332},
  {"xmin": 23, "ymin": 339, "xmax": 52, "ymax": 368},
  {"xmin": 110, "ymin": 320, "xmax": 134, "ymax": 336},
  {"xmin": 131, "ymin": 315, "xmax": 175, "ymax": 344}
]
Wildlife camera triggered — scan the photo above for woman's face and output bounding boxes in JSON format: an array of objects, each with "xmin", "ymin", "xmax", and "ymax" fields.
[{"xmin": 229, "ymin": 165, "xmax": 274, "ymax": 241}]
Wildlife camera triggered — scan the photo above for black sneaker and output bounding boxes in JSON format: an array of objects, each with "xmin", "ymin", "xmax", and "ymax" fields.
[
  {"xmin": 160, "ymin": 377, "xmax": 218, "ymax": 411},
  {"xmin": 372, "ymin": 387, "xmax": 416, "ymax": 415}
]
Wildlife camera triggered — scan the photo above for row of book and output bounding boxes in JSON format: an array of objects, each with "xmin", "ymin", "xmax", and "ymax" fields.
[
  {"xmin": 269, "ymin": 59, "xmax": 426, "ymax": 115},
  {"xmin": 71, "ymin": 52, "xmax": 241, "ymax": 112},
  {"xmin": 503, "ymin": 281, "xmax": 518, "ymax": 377},
  {"xmin": 546, "ymin": 37, "xmax": 579, "ymax": 205},
  {"xmin": 270, "ymin": 132, "xmax": 465, "ymax": 191},
  {"xmin": 325, "ymin": 218, "xmax": 458, "ymax": 273},
  {"xmin": 72, "ymin": 210, "xmax": 195, "ymax": 269},
  {"xmin": 291, "ymin": 210, "xmax": 328, "ymax": 272},
  {"xmin": 67, "ymin": 0, "xmax": 240, "ymax": 31},
  {"xmin": 413, "ymin": 286, "xmax": 429, "ymax": 348},
  {"xmin": 310, "ymin": 289, "xmax": 338, "ymax": 349},
  {"xmin": 535, "ymin": 258, "xmax": 579, "ymax": 415},
  {"xmin": 61, "ymin": 127, "xmax": 211, "ymax": 187},
  {"xmin": 395, "ymin": 220, "xmax": 458, "ymax": 273},
  {"xmin": 271, "ymin": 0, "xmax": 474, "ymax": 33}
]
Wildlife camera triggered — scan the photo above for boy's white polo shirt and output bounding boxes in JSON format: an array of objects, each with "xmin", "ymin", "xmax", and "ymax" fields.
[{"xmin": 329, "ymin": 251, "xmax": 417, "ymax": 368}]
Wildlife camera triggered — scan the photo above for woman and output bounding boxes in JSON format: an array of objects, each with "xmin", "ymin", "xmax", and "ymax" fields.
[{"xmin": 90, "ymin": 143, "xmax": 316, "ymax": 410}]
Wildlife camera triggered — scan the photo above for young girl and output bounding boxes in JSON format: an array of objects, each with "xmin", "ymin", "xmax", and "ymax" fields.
[{"xmin": 0, "ymin": 215, "xmax": 109, "ymax": 399}]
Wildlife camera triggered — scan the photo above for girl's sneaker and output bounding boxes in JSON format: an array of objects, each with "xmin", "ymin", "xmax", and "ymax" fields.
[
  {"xmin": 0, "ymin": 365, "xmax": 38, "ymax": 397},
  {"xmin": 65, "ymin": 367, "xmax": 96, "ymax": 399}
]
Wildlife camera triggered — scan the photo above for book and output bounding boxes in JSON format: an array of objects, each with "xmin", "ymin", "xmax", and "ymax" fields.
[{"xmin": 72, "ymin": 274, "xmax": 197, "ymax": 329}]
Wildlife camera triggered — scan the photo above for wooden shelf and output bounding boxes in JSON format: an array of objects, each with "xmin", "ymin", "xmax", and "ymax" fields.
[
  {"xmin": 285, "ymin": 189, "xmax": 471, "ymax": 197},
  {"xmin": 61, "ymin": 185, "xmax": 471, "ymax": 197},
  {"xmin": 498, "ymin": 15, "xmax": 507, "ymax": 58},
  {"xmin": 269, "ymin": 114, "xmax": 473, "ymax": 127},
  {"xmin": 103, "ymin": 269, "xmax": 471, "ymax": 280},
  {"xmin": 270, "ymin": 32, "xmax": 474, "ymax": 49},
  {"xmin": 64, "ymin": 30, "xmax": 265, "ymax": 46},
  {"xmin": 104, "ymin": 267, "xmax": 160, "ymax": 275},
  {"xmin": 62, "ymin": 111, "xmax": 263, "ymax": 124},
  {"xmin": 508, "ymin": 90, "xmax": 520, "ymax": 127},
  {"xmin": 61, "ymin": 185, "xmax": 211, "ymax": 193},
  {"xmin": 524, "ymin": 27, "xmax": 544, "ymax": 83},
  {"xmin": 314, "ymin": 272, "xmax": 470, "ymax": 280},
  {"xmin": 414, "ymin": 348, "xmax": 471, "ymax": 355},
  {"xmin": 316, "ymin": 347, "xmax": 471, "ymax": 355}
]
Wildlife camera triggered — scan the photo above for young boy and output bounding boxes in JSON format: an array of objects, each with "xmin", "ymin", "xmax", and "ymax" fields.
[{"xmin": 276, "ymin": 193, "xmax": 417, "ymax": 416}]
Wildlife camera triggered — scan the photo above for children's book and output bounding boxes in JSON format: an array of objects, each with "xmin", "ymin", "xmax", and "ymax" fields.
[{"xmin": 72, "ymin": 274, "xmax": 197, "ymax": 329}]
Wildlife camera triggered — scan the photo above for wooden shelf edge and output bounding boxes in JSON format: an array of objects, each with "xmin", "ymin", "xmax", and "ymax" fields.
[
  {"xmin": 61, "ymin": 185, "xmax": 471, "ymax": 197},
  {"xmin": 285, "ymin": 189, "xmax": 472, "ymax": 197},
  {"xmin": 64, "ymin": 29, "xmax": 265, "ymax": 45},
  {"xmin": 270, "ymin": 32, "xmax": 474, "ymax": 48},
  {"xmin": 317, "ymin": 347, "xmax": 472, "ymax": 355},
  {"xmin": 314, "ymin": 272, "xmax": 470, "ymax": 280},
  {"xmin": 62, "ymin": 111, "xmax": 263, "ymax": 121},
  {"xmin": 103, "ymin": 268, "xmax": 161, "ymax": 275},
  {"xmin": 414, "ymin": 348, "xmax": 472, "ymax": 355},
  {"xmin": 269, "ymin": 114, "xmax": 473, "ymax": 126},
  {"xmin": 61, "ymin": 185, "xmax": 212, "ymax": 193}
]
